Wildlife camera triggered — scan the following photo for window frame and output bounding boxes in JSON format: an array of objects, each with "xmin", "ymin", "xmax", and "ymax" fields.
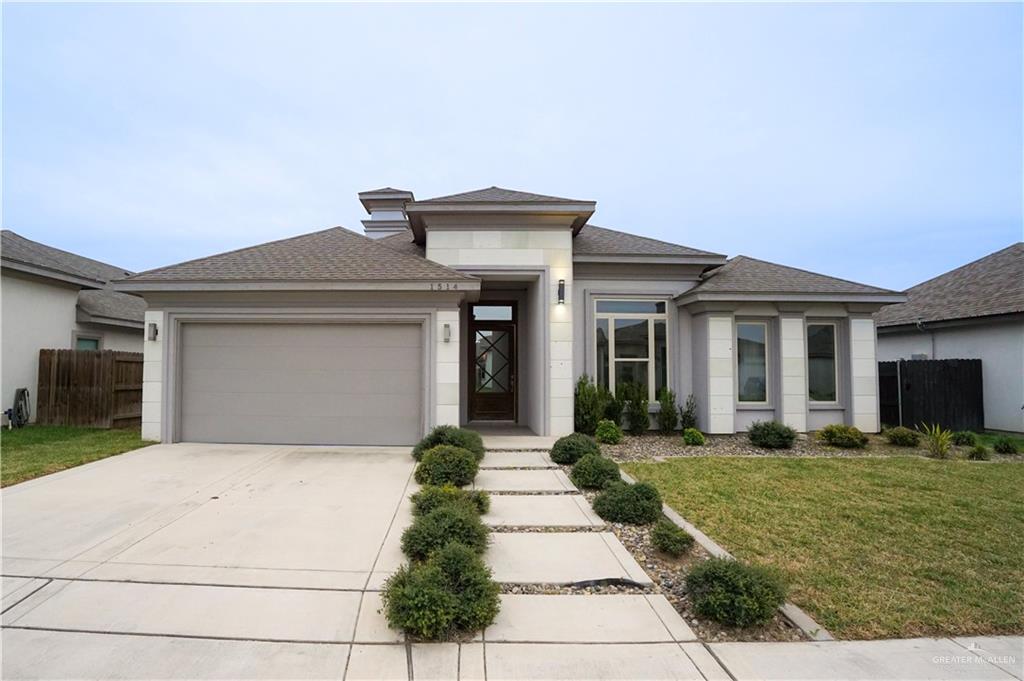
[
  {"xmin": 735, "ymin": 320, "xmax": 770, "ymax": 406},
  {"xmin": 593, "ymin": 298, "xmax": 669, "ymax": 402},
  {"xmin": 806, "ymin": 321, "xmax": 839, "ymax": 405},
  {"xmin": 72, "ymin": 332, "xmax": 103, "ymax": 351}
]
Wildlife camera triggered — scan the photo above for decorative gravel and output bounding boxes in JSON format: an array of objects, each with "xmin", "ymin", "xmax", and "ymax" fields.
[{"xmin": 602, "ymin": 433, "xmax": 914, "ymax": 462}]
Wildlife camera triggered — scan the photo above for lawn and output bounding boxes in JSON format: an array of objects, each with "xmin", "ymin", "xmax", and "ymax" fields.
[
  {"xmin": 623, "ymin": 456, "xmax": 1024, "ymax": 639},
  {"xmin": 1, "ymin": 425, "xmax": 155, "ymax": 486},
  {"xmin": 977, "ymin": 431, "xmax": 1024, "ymax": 453}
]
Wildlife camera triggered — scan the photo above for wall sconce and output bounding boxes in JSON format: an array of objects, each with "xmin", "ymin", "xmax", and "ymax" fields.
[
  {"xmin": 443, "ymin": 323, "xmax": 451, "ymax": 343},
  {"xmin": 557, "ymin": 279, "xmax": 566, "ymax": 305},
  {"xmin": 147, "ymin": 322, "xmax": 159, "ymax": 341}
]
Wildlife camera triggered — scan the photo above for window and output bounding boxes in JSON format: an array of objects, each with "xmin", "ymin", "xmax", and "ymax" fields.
[
  {"xmin": 594, "ymin": 300, "xmax": 668, "ymax": 400},
  {"xmin": 736, "ymin": 322, "xmax": 767, "ymax": 403},
  {"xmin": 807, "ymin": 323, "xmax": 837, "ymax": 402},
  {"xmin": 75, "ymin": 336, "xmax": 100, "ymax": 350},
  {"xmin": 472, "ymin": 305, "xmax": 513, "ymax": 321}
]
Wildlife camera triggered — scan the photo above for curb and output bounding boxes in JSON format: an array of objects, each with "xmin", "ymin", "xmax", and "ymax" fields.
[{"xmin": 619, "ymin": 470, "xmax": 835, "ymax": 642}]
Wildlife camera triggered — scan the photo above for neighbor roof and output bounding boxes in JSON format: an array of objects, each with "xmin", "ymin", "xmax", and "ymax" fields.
[
  {"xmin": 78, "ymin": 289, "xmax": 147, "ymax": 325},
  {"xmin": 687, "ymin": 255, "xmax": 900, "ymax": 298},
  {"xmin": 118, "ymin": 226, "xmax": 476, "ymax": 285},
  {"xmin": 572, "ymin": 224, "xmax": 725, "ymax": 260},
  {"xmin": 874, "ymin": 243, "xmax": 1024, "ymax": 328},
  {"xmin": 415, "ymin": 186, "xmax": 588, "ymax": 204}
]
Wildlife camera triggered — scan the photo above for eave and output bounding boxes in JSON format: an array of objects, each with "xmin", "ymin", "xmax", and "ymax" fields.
[{"xmin": 2, "ymin": 258, "xmax": 105, "ymax": 289}]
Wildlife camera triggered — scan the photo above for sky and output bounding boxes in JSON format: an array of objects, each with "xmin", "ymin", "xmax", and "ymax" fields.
[{"xmin": 3, "ymin": 2, "xmax": 1021, "ymax": 291}]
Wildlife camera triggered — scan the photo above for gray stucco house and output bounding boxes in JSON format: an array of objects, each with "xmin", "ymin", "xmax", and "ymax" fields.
[
  {"xmin": 876, "ymin": 242, "xmax": 1024, "ymax": 433},
  {"xmin": 115, "ymin": 187, "xmax": 904, "ymax": 445}
]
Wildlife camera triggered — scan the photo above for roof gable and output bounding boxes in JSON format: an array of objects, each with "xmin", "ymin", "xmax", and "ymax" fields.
[
  {"xmin": 416, "ymin": 186, "xmax": 587, "ymax": 204},
  {"xmin": 691, "ymin": 255, "xmax": 898, "ymax": 296}
]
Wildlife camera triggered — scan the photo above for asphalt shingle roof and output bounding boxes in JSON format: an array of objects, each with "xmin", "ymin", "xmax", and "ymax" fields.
[
  {"xmin": 692, "ymin": 255, "xmax": 897, "ymax": 296},
  {"xmin": 573, "ymin": 224, "xmax": 724, "ymax": 258},
  {"xmin": 416, "ymin": 186, "xmax": 589, "ymax": 204},
  {"xmin": 122, "ymin": 226, "xmax": 475, "ymax": 283},
  {"xmin": 78, "ymin": 288, "xmax": 147, "ymax": 323},
  {"xmin": 874, "ymin": 243, "xmax": 1024, "ymax": 327}
]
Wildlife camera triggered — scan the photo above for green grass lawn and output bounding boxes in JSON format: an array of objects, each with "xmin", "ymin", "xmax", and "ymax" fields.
[
  {"xmin": 977, "ymin": 431, "xmax": 1024, "ymax": 453},
  {"xmin": 1, "ymin": 425, "xmax": 155, "ymax": 486},
  {"xmin": 623, "ymin": 456, "xmax": 1024, "ymax": 639}
]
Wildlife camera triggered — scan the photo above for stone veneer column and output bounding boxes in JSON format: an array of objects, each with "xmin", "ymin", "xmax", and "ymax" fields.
[
  {"xmin": 141, "ymin": 309, "xmax": 164, "ymax": 441},
  {"xmin": 706, "ymin": 315, "xmax": 735, "ymax": 433},
  {"xmin": 849, "ymin": 317, "xmax": 880, "ymax": 432},
  {"xmin": 779, "ymin": 315, "xmax": 808, "ymax": 432},
  {"xmin": 435, "ymin": 309, "xmax": 460, "ymax": 427}
]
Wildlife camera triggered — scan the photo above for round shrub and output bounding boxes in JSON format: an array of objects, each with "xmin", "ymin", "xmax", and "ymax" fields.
[
  {"xmin": 747, "ymin": 421, "xmax": 797, "ymax": 449},
  {"xmin": 682, "ymin": 428, "xmax": 705, "ymax": 446},
  {"xmin": 819, "ymin": 424, "xmax": 868, "ymax": 449},
  {"xmin": 651, "ymin": 519, "xmax": 694, "ymax": 558},
  {"xmin": 413, "ymin": 425, "xmax": 485, "ymax": 462},
  {"xmin": 993, "ymin": 436, "xmax": 1019, "ymax": 455},
  {"xmin": 967, "ymin": 445, "xmax": 991, "ymax": 461},
  {"xmin": 951, "ymin": 431, "xmax": 977, "ymax": 447},
  {"xmin": 595, "ymin": 419, "xmax": 623, "ymax": 445},
  {"xmin": 884, "ymin": 426, "xmax": 920, "ymax": 447},
  {"xmin": 411, "ymin": 485, "xmax": 490, "ymax": 517},
  {"xmin": 592, "ymin": 481, "xmax": 662, "ymax": 524},
  {"xmin": 414, "ymin": 445, "xmax": 479, "ymax": 487},
  {"xmin": 569, "ymin": 454, "xmax": 621, "ymax": 490},
  {"xmin": 550, "ymin": 432, "xmax": 600, "ymax": 465},
  {"xmin": 429, "ymin": 542, "xmax": 501, "ymax": 632},
  {"xmin": 686, "ymin": 557, "xmax": 787, "ymax": 627},
  {"xmin": 400, "ymin": 505, "xmax": 489, "ymax": 562}
]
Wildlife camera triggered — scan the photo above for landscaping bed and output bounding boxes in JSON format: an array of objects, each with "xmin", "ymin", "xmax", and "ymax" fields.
[{"xmin": 1, "ymin": 425, "xmax": 155, "ymax": 487}]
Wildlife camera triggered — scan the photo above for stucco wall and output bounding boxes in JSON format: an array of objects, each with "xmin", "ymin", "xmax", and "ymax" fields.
[
  {"xmin": 878, "ymin": 320, "xmax": 1024, "ymax": 432},
  {"xmin": 77, "ymin": 324, "xmax": 143, "ymax": 352}
]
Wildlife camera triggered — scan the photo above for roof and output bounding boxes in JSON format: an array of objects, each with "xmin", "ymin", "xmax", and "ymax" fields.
[
  {"xmin": 415, "ymin": 186, "xmax": 588, "ymax": 204},
  {"xmin": 689, "ymin": 255, "xmax": 900, "ymax": 297},
  {"xmin": 874, "ymin": 243, "xmax": 1024, "ymax": 327},
  {"xmin": 78, "ymin": 288, "xmax": 147, "ymax": 324},
  {"xmin": 119, "ymin": 226, "xmax": 476, "ymax": 285},
  {"xmin": 573, "ymin": 224, "xmax": 724, "ymax": 259},
  {"xmin": 378, "ymin": 230, "xmax": 426, "ymax": 257}
]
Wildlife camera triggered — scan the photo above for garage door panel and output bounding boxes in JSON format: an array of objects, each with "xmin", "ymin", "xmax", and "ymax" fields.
[{"xmin": 179, "ymin": 323, "xmax": 423, "ymax": 445}]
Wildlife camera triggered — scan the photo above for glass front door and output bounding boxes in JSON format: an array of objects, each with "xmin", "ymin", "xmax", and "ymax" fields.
[{"xmin": 469, "ymin": 304, "xmax": 516, "ymax": 420}]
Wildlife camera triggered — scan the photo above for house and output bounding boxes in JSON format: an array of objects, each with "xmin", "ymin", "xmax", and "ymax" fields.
[
  {"xmin": 875, "ymin": 243, "xmax": 1024, "ymax": 433},
  {"xmin": 114, "ymin": 187, "xmax": 904, "ymax": 446},
  {"xmin": 1, "ymin": 230, "xmax": 146, "ymax": 422}
]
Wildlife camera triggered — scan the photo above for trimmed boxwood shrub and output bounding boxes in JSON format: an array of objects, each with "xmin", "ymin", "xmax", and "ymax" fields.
[
  {"xmin": 819, "ymin": 424, "xmax": 868, "ymax": 449},
  {"xmin": 592, "ymin": 481, "xmax": 662, "ymax": 524},
  {"xmin": 884, "ymin": 426, "xmax": 920, "ymax": 447},
  {"xmin": 550, "ymin": 432, "xmax": 600, "ymax": 465},
  {"xmin": 414, "ymin": 445, "xmax": 479, "ymax": 487},
  {"xmin": 651, "ymin": 519, "xmax": 694, "ymax": 558},
  {"xmin": 748, "ymin": 420, "xmax": 797, "ymax": 449},
  {"xmin": 413, "ymin": 425, "xmax": 485, "ymax": 462},
  {"xmin": 595, "ymin": 419, "xmax": 623, "ymax": 445},
  {"xmin": 686, "ymin": 557, "xmax": 787, "ymax": 627},
  {"xmin": 400, "ymin": 505, "xmax": 489, "ymax": 561},
  {"xmin": 381, "ymin": 542, "xmax": 500, "ymax": 640},
  {"xmin": 569, "ymin": 454, "xmax": 621, "ymax": 490},
  {"xmin": 682, "ymin": 428, "xmax": 705, "ymax": 446},
  {"xmin": 411, "ymin": 484, "xmax": 490, "ymax": 517},
  {"xmin": 967, "ymin": 445, "xmax": 991, "ymax": 461},
  {"xmin": 951, "ymin": 431, "xmax": 977, "ymax": 447},
  {"xmin": 993, "ymin": 436, "xmax": 1019, "ymax": 455}
]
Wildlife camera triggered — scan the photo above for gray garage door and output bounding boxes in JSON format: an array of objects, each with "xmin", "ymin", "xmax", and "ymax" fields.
[{"xmin": 179, "ymin": 322, "xmax": 423, "ymax": 445}]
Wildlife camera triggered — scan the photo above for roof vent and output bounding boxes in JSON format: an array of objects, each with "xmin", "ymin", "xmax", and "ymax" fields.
[{"xmin": 358, "ymin": 187, "xmax": 415, "ymax": 239}]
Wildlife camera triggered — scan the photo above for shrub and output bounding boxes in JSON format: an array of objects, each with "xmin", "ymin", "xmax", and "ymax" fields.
[
  {"xmin": 592, "ymin": 481, "xmax": 662, "ymax": 524},
  {"xmin": 621, "ymin": 382, "xmax": 650, "ymax": 435},
  {"xmin": 414, "ymin": 445, "xmax": 479, "ymax": 487},
  {"xmin": 682, "ymin": 428, "xmax": 705, "ymax": 446},
  {"xmin": 400, "ymin": 505, "xmax": 489, "ymax": 561},
  {"xmin": 570, "ymin": 454, "xmax": 621, "ymax": 490},
  {"xmin": 413, "ymin": 425, "xmax": 484, "ymax": 462},
  {"xmin": 550, "ymin": 432, "xmax": 600, "ymax": 465},
  {"xmin": 678, "ymin": 394, "xmax": 698, "ymax": 431},
  {"xmin": 651, "ymin": 519, "xmax": 694, "ymax": 558},
  {"xmin": 656, "ymin": 388, "xmax": 679, "ymax": 434},
  {"xmin": 601, "ymin": 386, "xmax": 624, "ymax": 426},
  {"xmin": 748, "ymin": 420, "xmax": 796, "ymax": 449},
  {"xmin": 919, "ymin": 423, "xmax": 952, "ymax": 459},
  {"xmin": 967, "ymin": 445, "xmax": 991, "ymax": 461},
  {"xmin": 686, "ymin": 557, "xmax": 787, "ymax": 627},
  {"xmin": 594, "ymin": 419, "xmax": 623, "ymax": 444},
  {"xmin": 381, "ymin": 542, "xmax": 499, "ymax": 640},
  {"xmin": 993, "ymin": 436, "xmax": 1020, "ymax": 455},
  {"xmin": 411, "ymin": 485, "xmax": 490, "ymax": 517},
  {"xmin": 950, "ymin": 431, "xmax": 976, "ymax": 447},
  {"xmin": 884, "ymin": 426, "xmax": 920, "ymax": 447},
  {"xmin": 819, "ymin": 424, "xmax": 868, "ymax": 449},
  {"xmin": 574, "ymin": 374, "xmax": 605, "ymax": 436}
]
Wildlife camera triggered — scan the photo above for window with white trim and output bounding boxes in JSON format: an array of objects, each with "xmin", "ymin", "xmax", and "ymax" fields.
[
  {"xmin": 807, "ymin": 322, "xmax": 838, "ymax": 402},
  {"xmin": 594, "ymin": 300, "xmax": 667, "ymax": 401},
  {"xmin": 736, "ymin": 322, "xmax": 768, "ymax": 403}
]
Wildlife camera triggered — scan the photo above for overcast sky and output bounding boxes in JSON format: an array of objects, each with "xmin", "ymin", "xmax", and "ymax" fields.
[{"xmin": 3, "ymin": 2, "xmax": 1021, "ymax": 290}]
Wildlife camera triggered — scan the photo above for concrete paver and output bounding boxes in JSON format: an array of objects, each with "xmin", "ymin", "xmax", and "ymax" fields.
[
  {"xmin": 474, "ymin": 468, "xmax": 576, "ymax": 492},
  {"xmin": 411, "ymin": 643, "xmax": 461, "ymax": 680},
  {"xmin": 480, "ymin": 434, "xmax": 557, "ymax": 450},
  {"xmin": 345, "ymin": 644, "xmax": 408, "ymax": 680},
  {"xmin": 481, "ymin": 642, "xmax": 706, "ymax": 680},
  {"xmin": 480, "ymin": 450, "xmax": 556, "ymax": 469},
  {"xmin": 485, "ymin": 494, "xmax": 603, "ymax": 527},
  {"xmin": 354, "ymin": 591, "xmax": 403, "ymax": 643},
  {"xmin": 952, "ymin": 637, "xmax": 1024, "ymax": 680},
  {"xmin": 487, "ymin": 532, "xmax": 653, "ymax": 585},
  {"xmin": 679, "ymin": 642, "xmax": 732, "ymax": 681}
]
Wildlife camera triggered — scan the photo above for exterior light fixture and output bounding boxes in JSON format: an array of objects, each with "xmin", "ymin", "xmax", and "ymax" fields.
[
  {"xmin": 443, "ymin": 323, "xmax": 451, "ymax": 343},
  {"xmin": 557, "ymin": 279, "xmax": 566, "ymax": 305},
  {"xmin": 147, "ymin": 322, "xmax": 159, "ymax": 341}
]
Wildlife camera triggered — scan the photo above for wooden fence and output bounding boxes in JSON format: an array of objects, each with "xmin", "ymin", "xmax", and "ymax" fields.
[
  {"xmin": 36, "ymin": 349, "xmax": 144, "ymax": 428},
  {"xmin": 878, "ymin": 359, "xmax": 984, "ymax": 432}
]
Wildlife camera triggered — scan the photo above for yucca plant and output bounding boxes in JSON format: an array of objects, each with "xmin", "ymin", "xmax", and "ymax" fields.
[{"xmin": 919, "ymin": 423, "xmax": 953, "ymax": 459}]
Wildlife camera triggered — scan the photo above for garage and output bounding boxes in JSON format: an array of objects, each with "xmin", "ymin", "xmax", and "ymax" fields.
[{"xmin": 178, "ymin": 322, "xmax": 423, "ymax": 445}]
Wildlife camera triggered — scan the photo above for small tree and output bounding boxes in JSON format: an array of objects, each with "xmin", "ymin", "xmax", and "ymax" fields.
[
  {"xmin": 574, "ymin": 374, "xmax": 604, "ymax": 436},
  {"xmin": 678, "ymin": 394, "xmax": 698, "ymax": 430},
  {"xmin": 621, "ymin": 382, "xmax": 650, "ymax": 436},
  {"xmin": 601, "ymin": 385, "xmax": 624, "ymax": 426},
  {"xmin": 656, "ymin": 388, "xmax": 679, "ymax": 434}
]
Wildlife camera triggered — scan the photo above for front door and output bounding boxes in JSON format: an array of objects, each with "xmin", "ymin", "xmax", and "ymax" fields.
[{"xmin": 468, "ymin": 303, "xmax": 517, "ymax": 421}]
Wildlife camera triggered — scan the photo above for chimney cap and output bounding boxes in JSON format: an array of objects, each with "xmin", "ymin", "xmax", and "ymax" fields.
[{"xmin": 358, "ymin": 187, "xmax": 415, "ymax": 214}]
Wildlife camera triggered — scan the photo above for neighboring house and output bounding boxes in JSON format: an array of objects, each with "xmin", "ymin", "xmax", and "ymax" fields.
[
  {"xmin": 1, "ymin": 230, "xmax": 146, "ymax": 422},
  {"xmin": 875, "ymin": 243, "xmax": 1024, "ymax": 433},
  {"xmin": 114, "ymin": 187, "xmax": 904, "ymax": 446}
]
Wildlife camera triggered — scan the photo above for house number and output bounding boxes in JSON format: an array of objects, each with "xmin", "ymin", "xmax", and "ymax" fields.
[{"xmin": 430, "ymin": 283, "xmax": 459, "ymax": 291}]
